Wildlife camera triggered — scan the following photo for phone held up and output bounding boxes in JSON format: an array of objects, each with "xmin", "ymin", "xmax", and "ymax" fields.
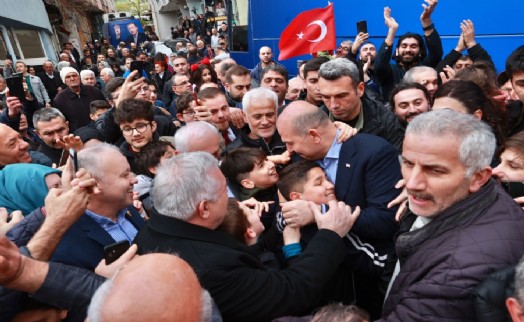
[
  {"xmin": 356, "ymin": 20, "xmax": 368, "ymax": 34},
  {"xmin": 6, "ymin": 73, "xmax": 26, "ymax": 102}
]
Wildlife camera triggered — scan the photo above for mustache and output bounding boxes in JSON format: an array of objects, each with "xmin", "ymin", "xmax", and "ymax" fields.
[{"xmin": 407, "ymin": 190, "xmax": 434, "ymax": 202}]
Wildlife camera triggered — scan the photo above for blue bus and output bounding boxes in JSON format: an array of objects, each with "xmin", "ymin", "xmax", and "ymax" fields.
[{"xmin": 227, "ymin": 0, "xmax": 523, "ymax": 75}]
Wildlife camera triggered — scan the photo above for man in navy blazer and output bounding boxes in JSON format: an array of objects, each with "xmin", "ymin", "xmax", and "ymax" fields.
[
  {"xmin": 50, "ymin": 143, "xmax": 145, "ymax": 271},
  {"xmin": 277, "ymin": 100, "xmax": 402, "ymax": 318}
]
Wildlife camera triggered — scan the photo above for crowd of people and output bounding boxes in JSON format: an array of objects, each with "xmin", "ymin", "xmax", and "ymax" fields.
[{"xmin": 1, "ymin": 0, "xmax": 524, "ymax": 321}]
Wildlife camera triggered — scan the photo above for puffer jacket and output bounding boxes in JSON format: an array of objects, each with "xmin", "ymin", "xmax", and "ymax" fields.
[{"xmin": 380, "ymin": 179, "xmax": 524, "ymax": 321}]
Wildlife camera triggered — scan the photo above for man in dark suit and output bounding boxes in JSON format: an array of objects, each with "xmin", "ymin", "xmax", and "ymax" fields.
[
  {"xmin": 135, "ymin": 152, "xmax": 361, "ymax": 322},
  {"xmin": 37, "ymin": 60, "xmax": 64, "ymax": 104},
  {"xmin": 124, "ymin": 22, "xmax": 150, "ymax": 48},
  {"xmin": 50, "ymin": 143, "xmax": 145, "ymax": 271},
  {"xmin": 277, "ymin": 100, "xmax": 402, "ymax": 319}
]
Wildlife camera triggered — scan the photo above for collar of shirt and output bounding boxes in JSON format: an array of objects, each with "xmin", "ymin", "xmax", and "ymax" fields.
[
  {"xmin": 316, "ymin": 130, "xmax": 342, "ymax": 184},
  {"xmin": 85, "ymin": 208, "xmax": 127, "ymax": 226}
]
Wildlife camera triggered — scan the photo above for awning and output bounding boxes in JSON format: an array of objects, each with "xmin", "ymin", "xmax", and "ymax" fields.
[{"xmin": 0, "ymin": 0, "xmax": 53, "ymax": 33}]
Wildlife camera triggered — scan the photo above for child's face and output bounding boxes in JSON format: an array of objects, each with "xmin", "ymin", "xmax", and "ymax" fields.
[
  {"xmin": 246, "ymin": 159, "xmax": 278, "ymax": 189},
  {"xmin": 239, "ymin": 202, "xmax": 265, "ymax": 236},
  {"xmin": 298, "ymin": 167, "xmax": 336, "ymax": 204}
]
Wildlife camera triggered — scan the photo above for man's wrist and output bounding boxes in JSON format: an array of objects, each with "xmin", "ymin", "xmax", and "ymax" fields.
[{"xmin": 422, "ymin": 23, "xmax": 434, "ymax": 31}]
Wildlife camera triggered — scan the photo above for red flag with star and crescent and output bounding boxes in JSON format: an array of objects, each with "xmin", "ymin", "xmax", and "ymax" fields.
[{"xmin": 278, "ymin": 3, "xmax": 336, "ymax": 60}]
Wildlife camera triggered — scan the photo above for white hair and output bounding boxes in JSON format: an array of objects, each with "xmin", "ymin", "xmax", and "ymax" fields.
[
  {"xmin": 403, "ymin": 66, "xmax": 437, "ymax": 83},
  {"xmin": 242, "ymin": 87, "xmax": 278, "ymax": 115},
  {"xmin": 101, "ymin": 67, "xmax": 115, "ymax": 78},
  {"xmin": 153, "ymin": 152, "xmax": 221, "ymax": 220},
  {"xmin": 80, "ymin": 69, "xmax": 95, "ymax": 80},
  {"xmin": 406, "ymin": 109, "xmax": 496, "ymax": 177},
  {"xmin": 174, "ymin": 121, "xmax": 220, "ymax": 153}
]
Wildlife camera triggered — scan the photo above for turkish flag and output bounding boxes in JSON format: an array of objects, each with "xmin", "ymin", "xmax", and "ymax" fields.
[{"xmin": 278, "ymin": 3, "xmax": 336, "ymax": 61}]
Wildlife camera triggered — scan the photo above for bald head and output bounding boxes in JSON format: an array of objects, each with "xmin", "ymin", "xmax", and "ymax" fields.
[
  {"xmin": 90, "ymin": 254, "xmax": 204, "ymax": 322},
  {"xmin": 0, "ymin": 123, "xmax": 31, "ymax": 166},
  {"xmin": 277, "ymin": 101, "xmax": 336, "ymax": 160}
]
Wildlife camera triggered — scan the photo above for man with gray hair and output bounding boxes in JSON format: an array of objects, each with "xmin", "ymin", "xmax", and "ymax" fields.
[
  {"xmin": 317, "ymin": 58, "xmax": 404, "ymax": 152},
  {"xmin": 99, "ymin": 67, "xmax": 114, "ymax": 85},
  {"xmin": 379, "ymin": 109, "xmax": 524, "ymax": 321},
  {"xmin": 226, "ymin": 87, "xmax": 286, "ymax": 160},
  {"xmin": 135, "ymin": 152, "xmax": 362, "ymax": 321},
  {"xmin": 403, "ymin": 65, "xmax": 438, "ymax": 99},
  {"xmin": 174, "ymin": 121, "xmax": 221, "ymax": 158},
  {"xmin": 507, "ymin": 257, "xmax": 524, "ymax": 322},
  {"xmin": 32, "ymin": 107, "xmax": 72, "ymax": 166}
]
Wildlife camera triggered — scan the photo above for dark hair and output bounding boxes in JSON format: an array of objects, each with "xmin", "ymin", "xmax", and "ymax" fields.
[
  {"xmin": 393, "ymin": 33, "xmax": 427, "ymax": 63},
  {"xmin": 105, "ymin": 77, "xmax": 126, "ymax": 94},
  {"xmin": 219, "ymin": 62, "xmax": 236, "ymax": 76},
  {"xmin": 389, "ymin": 82, "xmax": 431, "ymax": 109},
  {"xmin": 89, "ymin": 100, "xmax": 111, "ymax": 114},
  {"xmin": 175, "ymin": 92, "xmax": 194, "ymax": 114},
  {"xmin": 277, "ymin": 160, "xmax": 322, "ymax": 200},
  {"xmin": 217, "ymin": 198, "xmax": 250, "ymax": 244},
  {"xmin": 261, "ymin": 64, "xmax": 289, "ymax": 83},
  {"xmin": 433, "ymin": 80, "xmax": 508, "ymax": 145},
  {"xmin": 455, "ymin": 61, "xmax": 500, "ymax": 98},
  {"xmin": 505, "ymin": 45, "xmax": 524, "ymax": 79},
  {"xmin": 497, "ymin": 71, "xmax": 511, "ymax": 87},
  {"xmin": 498, "ymin": 131, "xmax": 524, "ymax": 159},
  {"xmin": 220, "ymin": 147, "xmax": 267, "ymax": 184},
  {"xmin": 198, "ymin": 87, "xmax": 224, "ymax": 101},
  {"xmin": 303, "ymin": 56, "xmax": 330, "ymax": 79},
  {"xmin": 134, "ymin": 140, "xmax": 174, "ymax": 177},
  {"xmin": 225, "ymin": 65, "xmax": 249, "ymax": 84},
  {"xmin": 190, "ymin": 64, "xmax": 218, "ymax": 90},
  {"xmin": 114, "ymin": 99, "xmax": 155, "ymax": 124}
]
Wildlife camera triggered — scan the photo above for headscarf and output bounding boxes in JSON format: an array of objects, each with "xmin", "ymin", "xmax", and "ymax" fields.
[{"xmin": 0, "ymin": 164, "xmax": 61, "ymax": 215}]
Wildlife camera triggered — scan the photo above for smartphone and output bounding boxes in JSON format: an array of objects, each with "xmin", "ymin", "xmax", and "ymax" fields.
[
  {"xmin": 69, "ymin": 148, "xmax": 78, "ymax": 172},
  {"xmin": 357, "ymin": 20, "xmax": 368, "ymax": 34},
  {"xmin": 502, "ymin": 181, "xmax": 524, "ymax": 198},
  {"xmin": 130, "ymin": 61, "xmax": 145, "ymax": 80},
  {"xmin": 104, "ymin": 241, "xmax": 130, "ymax": 265},
  {"xmin": 6, "ymin": 73, "xmax": 26, "ymax": 102}
]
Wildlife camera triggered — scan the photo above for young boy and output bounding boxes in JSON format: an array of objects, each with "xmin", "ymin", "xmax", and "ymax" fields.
[
  {"xmin": 114, "ymin": 99, "xmax": 160, "ymax": 172},
  {"xmin": 220, "ymin": 147, "xmax": 279, "ymax": 229}
]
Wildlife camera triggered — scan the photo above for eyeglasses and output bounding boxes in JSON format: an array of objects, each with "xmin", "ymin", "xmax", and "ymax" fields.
[
  {"xmin": 182, "ymin": 109, "xmax": 195, "ymax": 117},
  {"xmin": 339, "ymin": 46, "xmax": 349, "ymax": 51},
  {"xmin": 173, "ymin": 80, "xmax": 190, "ymax": 87},
  {"xmin": 121, "ymin": 122, "xmax": 151, "ymax": 136}
]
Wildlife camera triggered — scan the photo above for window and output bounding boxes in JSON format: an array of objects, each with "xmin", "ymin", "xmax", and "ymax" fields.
[
  {"xmin": 0, "ymin": 28, "xmax": 45, "ymax": 60},
  {"xmin": 13, "ymin": 29, "xmax": 45, "ymax": 59},
  {"xmin": 231, "ymin": 0, "xmax": 248, "ymax": 52}
]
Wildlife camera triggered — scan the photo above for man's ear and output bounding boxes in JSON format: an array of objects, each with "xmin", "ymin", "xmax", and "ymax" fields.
[
  {"xmin": 289, "ymin": 191, "xmax": 301, "ymax": 201},
  {"xmin": 148, "ymin": 166, "xmax": 157, "ymax": 175},
  {"xmin": 151, "ymin": 120, "xmax": 157, "ymax": 133},
  {"xmin": 197, "ymin": 200, "xmax": 210, "ymax": 219},
  {"xmin": 506, "ymin": 297, "xmax": 524, "ymax": 322},
  {"xmin": 469, "ymin": 167, "xmax": 492, "ymax": 193},
  {"xmin": 176, "ymin": 113, "xmax": 185, "ymax": 122},
  {"xmin": 245, "ymin": 227, "xmax": 257, "ymax": 239},
  {"xmin": 308, "ymin": 129, "xmax": 322, "ymax": 144},
  {"xmin": 224, "ymin": 82, "xmax": 230, "ymax": 91},
  {"xmin": 356, "ymin": 81, "xmax": 365, "ymax": 98},
  {"xmin": 240, "ymin": 178, "xmax": 255, "ymax": 189},
  {"xmin": 473, "ymin": 109, "xmax": 483, "ymax": 120}
]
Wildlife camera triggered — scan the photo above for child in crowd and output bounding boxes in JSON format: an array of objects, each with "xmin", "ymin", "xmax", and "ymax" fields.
[
  {"xmin": 133, "ymin": 140, "xmax": 176, "ymax": 214},
  {"xmin": 220, "ymin": 147, "xmax": 279, "ymax": 229}
]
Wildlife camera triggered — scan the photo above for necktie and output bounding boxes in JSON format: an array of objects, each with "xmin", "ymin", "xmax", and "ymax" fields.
[{"xmin": 221, "ymin": 131, "xmax": 231, "ymax": 145}]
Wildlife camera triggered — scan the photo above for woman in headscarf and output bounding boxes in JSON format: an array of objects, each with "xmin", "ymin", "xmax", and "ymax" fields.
[{"xmin": 0, "ymin": 163, "xmax": 61, "ymax": 216}]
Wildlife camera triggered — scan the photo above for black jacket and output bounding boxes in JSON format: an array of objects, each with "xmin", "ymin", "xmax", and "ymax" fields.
[
  {"xmin": 135, "ymin": 209, "xmax": 356, "ymax": 322},
  {"xmin": 375, "ymin": 28, "xmax": 443, "ymax": 100},
  {"xmin": 331, "ymin": 97, "xmax": 405, "ymax": 153},
  {"xmin": 380, "ymin": 180, "xmax": 524, "ymax": 321},
  {"xmin": 226, "ymin": 125, "xmax": 286, "ymax": 157}
]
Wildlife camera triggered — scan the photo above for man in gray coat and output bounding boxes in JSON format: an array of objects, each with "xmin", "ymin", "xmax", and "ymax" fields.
[{"xmin": 379, "ymin": 109, "xmax": 524, "ymax": 321}]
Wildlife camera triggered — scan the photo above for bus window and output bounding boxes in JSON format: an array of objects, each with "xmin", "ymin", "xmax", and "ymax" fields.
[{"xmin": 231, "ymin": 0, "xmax": 248, "ymax": 52}]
